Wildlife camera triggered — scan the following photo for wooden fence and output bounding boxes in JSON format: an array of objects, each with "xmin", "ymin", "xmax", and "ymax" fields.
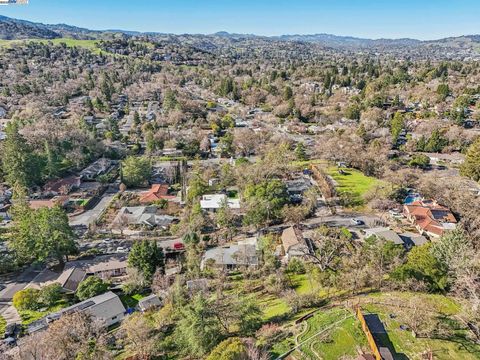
[
  {"xmin": 310, "ymin": 164, "xmax": 336, "ymax": 199},
  {"xmin": 356, "ymin": 306, "xmax": 382, "ymax": 360}
]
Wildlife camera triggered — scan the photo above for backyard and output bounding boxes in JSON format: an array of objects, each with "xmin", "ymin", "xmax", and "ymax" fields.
[
  {"xmin": 270, "ymin": 292, "xmax": 480, "ymax": 360},
  {"xmin": 325, "ymin": 166, "xmax": 387, "ymax": 208}
]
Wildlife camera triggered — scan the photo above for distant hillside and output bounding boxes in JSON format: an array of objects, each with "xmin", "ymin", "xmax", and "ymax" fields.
[
  {"xmin": 0, "ymin": 15, "xmax": 60, "ymax": 40},
  {"xmin": 276, "ymin": 33, "xmax": 421, "ymax": 48},
  {"xmin": 1, "ymin": 15, "xmax": 480, "ymax": 58}
]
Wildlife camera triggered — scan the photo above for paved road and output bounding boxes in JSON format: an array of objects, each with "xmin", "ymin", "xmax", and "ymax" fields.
[
  {"xmin": 302, "ymin": 213, "xmax": 383, "ymax": 230},
  {"xmin": 0, "ymin": 266, "xmax": 41, "ymax": 305},
  {"xmin": 69, "ymin": 195, "xmax": 114, "ymax": 227}
]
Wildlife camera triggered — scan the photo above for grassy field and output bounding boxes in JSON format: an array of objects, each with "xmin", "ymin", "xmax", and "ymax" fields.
[
  {"xmin": 0, "ymin": 38, "xmax": 101, "ymax": 53},
  {"xmin": 270, "ymin": 292, "xmax": 480, "ymax": 360},
  {"xmin": 270, "ymin": 307, "xmax": 368, "ymax": 359},
  {"xmin": 325, "ymin": 166, "xmax": 386, "ymax": 207},
  {"xmin": 360, "ymin": 293, "xmax": 479, "ymax": 360}
]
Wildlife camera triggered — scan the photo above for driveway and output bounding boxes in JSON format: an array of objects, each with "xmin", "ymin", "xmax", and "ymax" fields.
[{"xmin": 69, "ymin": 195, "xmax": 114, "ymax": 227}]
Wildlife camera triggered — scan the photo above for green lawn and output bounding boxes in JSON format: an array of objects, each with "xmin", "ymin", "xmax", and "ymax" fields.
[
  {"xmin": 19, "ymin": 300, "xmax": 69, "ymax": 326},
  {"xmin": 259, "ymin": 295, "xmax": 290, "ymax": 321},
  {"xmin": 270, "ymin": 292, "xmax": 480, "ymax": 360},
  {"xmin": 361, "ymin": 293, "xmax": 479, "ymax": 360},
  {"xmin": 271, "ymin": 307, "xmax": 368, "ymax": 360},
  {"xmin": 325, "ymin": 166, "xmax": 386, "ymax": 207},
  {"xmin": 120, "ymin": 293, "xmax": 146, "ymax": 309}
]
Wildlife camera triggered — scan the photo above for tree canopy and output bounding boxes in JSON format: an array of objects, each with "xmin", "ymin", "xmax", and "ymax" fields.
[
  {"xmin": 121, "ymin": 155, "xmax": 152, "ymax": 187},
  {"xmin": 128, "ymin": 239, "xmax": 165, "ymax": 282}
]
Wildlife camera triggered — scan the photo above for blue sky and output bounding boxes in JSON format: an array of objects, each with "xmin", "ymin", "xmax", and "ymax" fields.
[{"xmin": 1, "ymin": 0, "xmax": 479, "ymax": 40}]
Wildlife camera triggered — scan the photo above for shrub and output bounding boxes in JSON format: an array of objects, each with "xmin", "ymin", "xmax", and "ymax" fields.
[
  {"xmin": 76, "ymin": 276, "xmax": 109, "ymax": 301},
  {"xmin": 13, "ymin": 289, "xmax": 41, "ymax": 311},
  {"xmin": 206, "ymin": 338, "xmax": 247, "ymax": 360},
  {"xmin": 285, "ymin": 258, "xmax": 306, "ymax": 275},
  {"xmin": 39, "ymin": 284, "xmax": 63, "ymax": 307}
]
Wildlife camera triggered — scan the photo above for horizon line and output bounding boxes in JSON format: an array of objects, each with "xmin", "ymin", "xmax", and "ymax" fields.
[{"xmin": 1, "ymin": 15, "xmax": 478, "ymax": 42}]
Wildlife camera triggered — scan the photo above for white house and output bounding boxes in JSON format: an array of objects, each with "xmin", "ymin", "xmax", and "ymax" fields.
[{"xmin": 200, "ymin": 194, "xmax": 240, "ymax": 212}]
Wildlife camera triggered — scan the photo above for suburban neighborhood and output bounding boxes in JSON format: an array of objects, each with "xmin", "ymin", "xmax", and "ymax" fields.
[{"xmin": 0, "ymin": 3, "xmax": 479, "ymax": 360}]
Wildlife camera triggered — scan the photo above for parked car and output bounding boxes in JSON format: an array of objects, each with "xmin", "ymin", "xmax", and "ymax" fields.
[
  {"xmin": 388, "ymin": 210, "xmax": 402, "ymax": 218},
  {"xmin": 350, "ymin": 218, "xmax": 364, "ymax": 226},
  {"xmin": 116, "ymin": 246, "xmax": 128, "ymax": 253},
  {"xmin": 172, "ymin": 242, "xmax": 185, "ymax": 251}
]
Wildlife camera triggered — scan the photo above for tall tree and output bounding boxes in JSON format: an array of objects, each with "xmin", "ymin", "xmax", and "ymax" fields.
[
  {"xmin": 460, "ymin": 138, "xmax": 480, "ymax": 182},
  {"xmin": 390, "ymin": 111, "xmax": 405, "ymax": 144},
  {"xmin": 9, "ymin": 203, "xmax": 77, "ymax": 265},
  {"xmin": 1, "ymin": 123, "xmax": 41, "ymax": 187},
  {"xmin": 121, "ymin": 156, "xmax": 152, "ymax": 187},
  {"xmin": 76, "ymin": 276, "xmax": 109, "ymax": 301},
  {"xmin": 174, "ymin": 294, "xmax": 225, "ymax": 357},
  {"xmin": 128, "ymin": 240, "xmax": 165, "ymax": 282}
]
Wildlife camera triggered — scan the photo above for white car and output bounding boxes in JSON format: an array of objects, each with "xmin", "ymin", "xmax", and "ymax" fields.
[
  {"xmin": 350, "ymin": 218, "xmax": 364, "ymax": 226},
  {"xmin": 388, "ymin": 210, "xmax": 402, "ymax": 218},
  {"xmin": 116, "ymin": 246, "xmax": 128, "ymax": 253}
]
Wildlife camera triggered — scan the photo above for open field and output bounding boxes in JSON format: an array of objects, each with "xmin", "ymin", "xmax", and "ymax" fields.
[
  {"xmin": 325, "ymin": 166, "xmax": 387, "ymax": 207},
  {"xmin": 0, "ymin": 38, "xmax": 101, "ymax": 52},
  {"xmin": 270, "ymin": 307, "xmax": 367, "ymax": 359},
  {"xmin": 270, "ymin": 292, "xmax": 480, "ymax": 360},
  {"xmin": 360, "ymin": 293, "xmax": 479, "ymax": 360}
]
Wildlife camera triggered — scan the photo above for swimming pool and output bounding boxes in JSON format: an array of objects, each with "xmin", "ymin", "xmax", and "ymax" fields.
[{"xmin": 404, "ymin": 194, "xmax": 421, "ymax": 204}]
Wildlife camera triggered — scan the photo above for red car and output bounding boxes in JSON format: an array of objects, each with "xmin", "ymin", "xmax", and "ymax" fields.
[{"xmin": 173, "ymin": 242, "xmax": 185, "ymax": 250}]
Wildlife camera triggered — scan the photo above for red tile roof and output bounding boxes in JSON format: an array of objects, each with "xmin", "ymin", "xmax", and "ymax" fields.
[
  {"xmin": 404, "ymin": 199, "xmax": 456, "ymax": 237},
  {"xmin": 139, "ymin": 184, "xmax": 175, "ymax": 203}
]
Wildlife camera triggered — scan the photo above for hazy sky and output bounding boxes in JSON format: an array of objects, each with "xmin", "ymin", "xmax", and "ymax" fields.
[{"xmin": 1, "ymin": 0, "xmax": 479, "ymax": 40}]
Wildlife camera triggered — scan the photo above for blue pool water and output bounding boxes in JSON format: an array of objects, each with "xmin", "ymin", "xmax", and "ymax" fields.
[{"xmin": 404, "ymin": 194, "xmax": 421, "ymax": 204}]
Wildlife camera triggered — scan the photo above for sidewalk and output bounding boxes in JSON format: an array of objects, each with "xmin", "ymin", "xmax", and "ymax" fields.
[{"xmin": 0, "ymin": 302, "xmax": 21, "ymax": 325}]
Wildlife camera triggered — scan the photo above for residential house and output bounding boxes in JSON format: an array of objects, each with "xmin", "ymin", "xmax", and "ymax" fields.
[
  {"xmin": 63, "ymin": 254, "xmax": 128, "ymax": 280},
  {"xmin": 112, "ymin": 206, "xmax": 176, "ymax": 228},
  {"xmin": 139, "ymin": 184, "xmax": 176, "ymax": 203},
  {"xmin": 363, "ymin": 227, "xmax": 404, "ymax": 246},
  {"xmin": 162, "ymin": 148, "xmax": 183, "ymax": 158},
  {"xmin": 200, "ymin": 238, "xmax": 260, "ymax": 270},
  {"xmin": 200, "ymin": 194, "xmax": 240, "ymax": 212},
  {"xmin": 421, "ymin": 152, "xmax": 465, "ymax": 166},
  {"xmin": 399, "ymin": 232, "xmax": 428, "ymax": 249},
  {"xmin": 28, "ymin": 291, "xmax": 126, "ymax": 334},
  {"xmin": 403, "ymin": 199, "xmax": 457, "ymax": 238},
  {"xmin": 281, "ymin": 226, "xmax": 311, "ymax": 262},
  {"xmin": 29, "ymin": 196, "xmax": 69, "ymax": 210},
  {"xmin": 43, "ymin": 176, "xmax": 81, "ymax": 197},
  {"xmin": 138, "ymin": 294, "xmax": 162, "ymax": 312},
  {"xmin": 285, "ymin": 177, "xmax": 313, "ymax": 203},
  {"xmin": 80, "ymin": 158, "xmax": 114, "ymax": 181},
  {"xmin": 27, "ymin": 267, "xmax": 86, "ymax": 293}
]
